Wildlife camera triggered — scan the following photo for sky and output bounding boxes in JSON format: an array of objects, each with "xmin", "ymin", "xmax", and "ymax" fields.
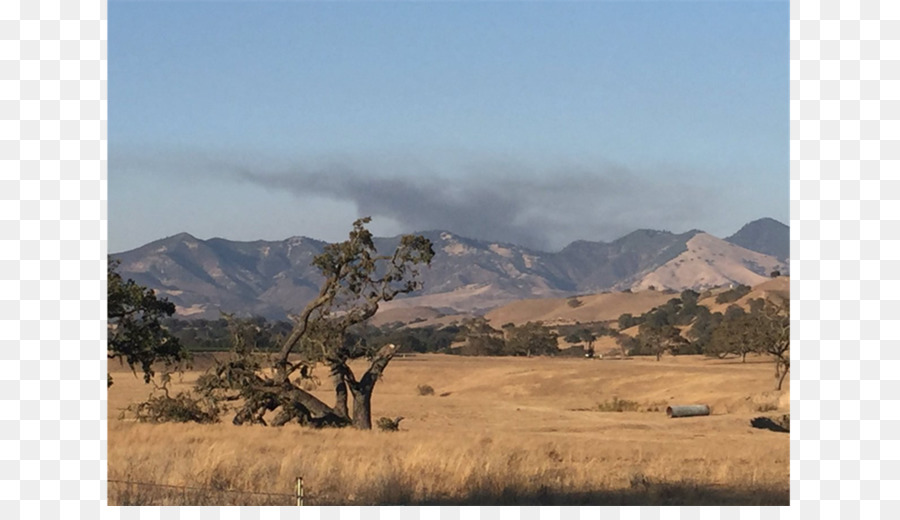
[{"xmin": 109, "ymin": 1, "xmax": 788, "ymax": 253}]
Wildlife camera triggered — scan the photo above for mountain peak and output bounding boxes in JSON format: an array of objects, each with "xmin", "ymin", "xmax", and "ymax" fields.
[
  {"xmin": 622, "ymin": 228, "xmax": 673, "ymax": 238},
  {"xmin": 725, "ymin": 218, "xmax": 789, "ymax": 261},
  {"xmin": 166, "ymin": 231, "xmax": 198, "ymax": 242},
  {"xmin": 116, "ymin": 232, "xmax": 199, "ymax": 255}
]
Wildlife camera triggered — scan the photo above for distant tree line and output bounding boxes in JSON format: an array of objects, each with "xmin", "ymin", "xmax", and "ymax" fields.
[
  {"xmin": 610, "ymin": 289, "xmax": 789, "ymax": 389},
  {"xmin": 159, "ymin": 289, "xmax": 788, "ymax": 389},
  {"xmin": 166, "ymin": 316, "xmax": 292, "ymax": 352},
  {"xmin": 166, "ymin": 316, "xmax": 563, "ymax": 358}
]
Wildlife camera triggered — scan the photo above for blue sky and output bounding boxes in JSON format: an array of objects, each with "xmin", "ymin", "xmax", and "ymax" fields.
[{"xmin": 109, "ymin": 1, "xmax": 788, "ymax": 252}]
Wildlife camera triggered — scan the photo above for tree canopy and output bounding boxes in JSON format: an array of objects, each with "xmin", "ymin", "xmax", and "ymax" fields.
[
  {"xmin": 107, "ymin": 258, "xmax": 188, "ymax": 386},
  {"xmin": 199, "ymin": 218, "xmax": 435, "ymax": 430}
]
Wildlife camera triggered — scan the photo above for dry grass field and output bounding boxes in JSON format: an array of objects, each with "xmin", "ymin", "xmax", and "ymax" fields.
[
  {"xmin": 108, "ymin": 353, "xmax": 789, "ymax": 506},
  {"xmin": 485, "ymin": 290, "xmax": 675, "ymax": 327}
]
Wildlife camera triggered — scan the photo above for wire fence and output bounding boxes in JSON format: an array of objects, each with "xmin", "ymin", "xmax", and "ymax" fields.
[{"xmin": 108, "ymin": 477, "xmax": 305, "ymax": 506}]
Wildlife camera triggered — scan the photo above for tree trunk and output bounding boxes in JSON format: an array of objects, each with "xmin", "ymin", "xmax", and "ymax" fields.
[
  {"xmin": 332, "ymin": 371, "xmax": 349, "ymax": 420},
  {"xmin": 270, "ymin": 401, "xmax": 312, "ymax": 427},
  {"xmin": 742, "ymin": 351, "xmax": 747, "ymax": 363},
  {"xmin": 350, "ymin": 385, "xmax": 373, "ymax": 430},
  {"xmin": 775, "ymin": 360, "xmax": 789, "ymax": 391},
  {"xmin": 282, "ymin": 384, "xmax": 335, "ymax": 417},
  {"xmin": 345, "ymin": 343, "xmax": 397, "ymax": 430}
]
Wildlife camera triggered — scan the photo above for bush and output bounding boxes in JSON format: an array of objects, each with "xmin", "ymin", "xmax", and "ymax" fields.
[
  {"xmin": 567, "ymin": 297, "xmax": 582, "ymax": 308},
  {"xmin": 376, "ymin": 416, "xmax": 404, "ymax": 431},
  {"xmin": 417, "ymin": 384, "xmax": 435, "ymax": 396},
  {"xmin": 127, "ymin": 391, "xmax": 220, "ymax": 424},
  {"xmin": 597, "ymin": 397, "xmax": 640, "ymax": 412}
]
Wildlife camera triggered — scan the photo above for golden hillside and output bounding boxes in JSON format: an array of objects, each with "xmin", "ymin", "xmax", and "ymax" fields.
[
  {"xmin": 485, "ymin": 290, "xmax": 674, "ymax": 327},
  {"xmin": 485, "ymin": 277, "xmax": 789, "ymax": 329},
  {"xmin": 699, "ymin": 276, "xmax": 789, "ymax": 314}
]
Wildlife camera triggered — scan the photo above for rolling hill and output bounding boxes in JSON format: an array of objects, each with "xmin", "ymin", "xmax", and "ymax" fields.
[
  {"xmin": 483, "ymin": 275, "xmax": 789, "ymax": 329},
  {"xmin": 484, "ymin": 290, "xmax": 675, "ymax": 327}
]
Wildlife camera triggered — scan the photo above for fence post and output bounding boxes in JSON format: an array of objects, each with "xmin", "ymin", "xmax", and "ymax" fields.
[{"xmin": 296, "ymin": 477, "xmax": 303, "ymax": 506}]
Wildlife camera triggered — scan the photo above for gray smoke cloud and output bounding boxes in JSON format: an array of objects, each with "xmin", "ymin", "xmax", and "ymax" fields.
[{"xmin": 230, "ymin": 158, "xmax": 721, "ymax": 251}]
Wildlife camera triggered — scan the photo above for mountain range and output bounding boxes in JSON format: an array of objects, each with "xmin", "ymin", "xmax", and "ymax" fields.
[{"xmin": 111, "ymin": 218, "xmax": 789, "ymax": 320}]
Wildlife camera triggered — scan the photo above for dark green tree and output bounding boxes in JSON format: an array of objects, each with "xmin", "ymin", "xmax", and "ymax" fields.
[
  {"xmin": 617, "ymin": 313, "xmax": 637, "ymax": 330},
  {"xmin": 724, "ymin": 304, "xmax": 746, "ymax": 321},
  {"xmin": 564, "ymin": 328, "xmax": 597, "ymax": 357},
  {"xmin": 706, "ymin": 299, "xmax": 789, "ymax": 377},
  {"xmin": 680, "ymin": 289, "xmax": 700, "ymax": 307},
  {"xmin": 615, "ymin": 333, "xmax": 639, "ymax": 357},
  {"xmin": 503, "ymin": 321, "xmax": 559, "ymax": 357},
  {"xmin": 635, "ymin": 322, "xmax": 688, "ymax": 361},
  {"xmin": 709, "ymin": 308, "xmax": 757, "ymax": 362},
  {"xmin": 688, "ymin": 307, "xmax": 723, "ymax": 354},
  {"xmin": 676, "ymin": 289, "xmax": 701, "ymax": 325},
  {"xmin": 107, "ymin": 258, "xmax": 188, "ymax": 387},
  {"xmin": 459, "ymin": 317, "xmax": 506, "ymax": 356},
  {"xmin": 643, "ymin": 307, "xmax": 671, "ymax": 329}
]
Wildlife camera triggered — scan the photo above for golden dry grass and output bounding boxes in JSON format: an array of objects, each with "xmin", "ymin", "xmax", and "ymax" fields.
[
  {"xmin": 108, "ymin": 354, "xmax": 789, "ymax": 506},
  {"xmin": 484, "ymin": 290, "xmax": 674, "ymax": 327}
]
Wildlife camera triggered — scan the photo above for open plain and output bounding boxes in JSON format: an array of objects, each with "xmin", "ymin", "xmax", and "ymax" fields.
[{"xmin": 108, "ymin": 353, "xmax": 789, "ymax": 506}]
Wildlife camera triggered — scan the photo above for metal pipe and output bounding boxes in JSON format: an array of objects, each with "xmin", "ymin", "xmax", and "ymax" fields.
[{"xmin": 666, "ymin": 404, "xmax": 710, "ymax": 418}]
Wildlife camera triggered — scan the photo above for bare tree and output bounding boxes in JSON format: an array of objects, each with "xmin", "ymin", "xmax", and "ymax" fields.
[{"xmin": 754, "ymin": 299, "xmax": 790, "ymax": 390}]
